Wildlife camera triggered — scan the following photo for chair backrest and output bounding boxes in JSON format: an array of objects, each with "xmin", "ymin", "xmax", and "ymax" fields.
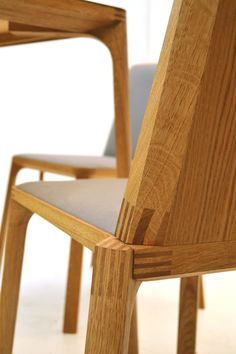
[
  {"xmin": 104, "ymin": 64, "xmax": 156, "ymax": 157},
  {"xmin": 116, "ymin": 0, "xmax": 236, "ymax": 247}
]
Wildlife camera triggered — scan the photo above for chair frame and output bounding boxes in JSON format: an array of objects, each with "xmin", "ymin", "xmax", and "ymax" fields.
[
  {"xmin": 0, "ymin": 0, "xmax": 131, "ymax": 335},
  {"xmin": 2, "ymin": 0, "xmax": 229, "ymax": 353}
]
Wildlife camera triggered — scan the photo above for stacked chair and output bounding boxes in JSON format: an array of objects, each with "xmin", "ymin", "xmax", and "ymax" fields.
[{"xmin": 1, "ymin": 0, "xmax": 234, "ymax": 353}]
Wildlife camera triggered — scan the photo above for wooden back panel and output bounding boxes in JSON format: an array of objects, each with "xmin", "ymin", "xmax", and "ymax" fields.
[{"xmin": 116, "ymin": 0, "xmax": 236, "ymax": 246}]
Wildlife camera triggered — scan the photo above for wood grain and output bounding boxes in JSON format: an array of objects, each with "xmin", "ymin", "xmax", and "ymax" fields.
[
  {"xmin": 0, "ymin": 162, "xmax": 21, "ymax": 265},
  {"xmin": 0, "ymin": 1, "xmax": 131, "ymax": 343},
  {"xmin": 13, "ymin": 155, "xmax": 117, "ymax": 178},
  {"xmin": 116, "ymin": 0, "xmax": 220, "ymax": 245},
  {"xmin": 177, "ymin": 277, "xmax": 199, "ymax": 354},
  {"xmin": 12, "ymin": 187, "xmax": 110, "ymax": 251},
  {"xmin": 0, "ymin": 19, "xmax": 8, "ymax": 33},
  {"xmin": 132, "ymin": 240, "xmax": 236, "ymax": 280},
  {"xmin": 85, "ymin": 238, "xmax": 140, "ymax": 354},
  {"xmin": 0, "ymin": 200, "xmax": 32, "ymax": 354},
  {"xmin": 94, "ymin": 21, "xmax": 131, "ymax": 177},
  {"xmin": 159, "ymin": 0, "xmax": 236, "ymax": 246},
  {"xmin": 0, "ymin": 0, "xmax": 125, "ymax": 33},
  {"xmin": 63, "ymin": 240, "xmax": 83, "ymax": 334}
]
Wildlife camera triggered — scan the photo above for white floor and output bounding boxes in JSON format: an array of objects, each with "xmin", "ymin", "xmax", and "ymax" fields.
[{"xmin": 8, "ymin": 215, "xmax": 236, "ymax": 354}]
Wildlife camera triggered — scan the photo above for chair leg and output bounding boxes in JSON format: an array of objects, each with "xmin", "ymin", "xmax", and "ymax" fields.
[
  {"xmin": 39, "ymin": 171, "xmax": 44, "ymax": 181},
  {"xmin": 198, "ymin": 276, "xmax": 205, "ymax": 309},
  {"xmin": 85, "ymin": 239, "xmax": 140, "ymax": 354},
  {"xmin": 177, "ymin": 276, "xmax": 199, "ymax": 354},
  {"xmin": 0, "ymin": 162, "xmax": 21, "ymax": 269},
  {"xmin": 63, "ymin": 239, "xmax": 83, "ymax": 333},
  {"xmin": 0, "ymin": 199, "xmax": 32, "ymax": 354},
  {"xmin": 128, "ymin": 303, "xmax": 139, "ymax": 354}
]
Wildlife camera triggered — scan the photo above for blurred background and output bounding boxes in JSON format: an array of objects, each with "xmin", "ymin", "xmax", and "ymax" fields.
[{"xmin": 1, "ymin": 1, "xmax": 236, "ymax": 353}]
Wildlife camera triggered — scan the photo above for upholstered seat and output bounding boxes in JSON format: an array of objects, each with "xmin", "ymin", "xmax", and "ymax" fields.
[
  {"xmin": 15, "ymin": 154, "xmax": 116, "ymax": 169},
  {"xmin": 18, "ymin": 179, "xmax": 127, "ymax": 234}
]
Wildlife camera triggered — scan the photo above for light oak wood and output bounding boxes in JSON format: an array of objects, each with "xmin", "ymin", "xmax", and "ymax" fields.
[
  {"xmin": 0, "ymin": 0, "xmax": 125, "ymax": 34},
  {"xmin": 85, "ymin": 238, "xmax": 140, "ymax": 354},
  {"xmin": 177, "ymin": 277, "xmax": 199, "ymax": 354},
  {"xmin": 12, "ymin": 187, "xmax": 109, "ymax": 251},
  {"xmin": 94, "ymin": 22, "xmax": 131, "ymax": 177},
  {"xmin": 0, "ymin": 0, "xmax": 131, "ymax": 339},
  {"xmin": 0, "ymin": 162, "xmax": 20, "ymax": 263},
  {"xmin": 0, "ymin": 20, "xmax": 8, "ymax": 33},
  {"xmin": 63, "ymin": 240, "xmax": 83, "ymax": 334},
  {"xmin": 159, "ymin": 0, "xmax": 236, "ymax": 246},
  {"xmin": 5, "ymin": 0, "xmax": 236, "ymax": 352},
  {"xmin": 199, "ymin": 277, "xmax": 205, "ymax": 310},
  {"xmin": 12, "ymin": 156, "xmax": 117, "ymax": 178},
  {"xmin": 131, "ymin": 240, "xmax": 236, "ymax": 281},
  {"xmin": 128, "ymin": 303, "xmax": 139, "ymax": 354},
  {"xmin": 0, "ymin": 200, "xmax": 32, "ymax": 354},
  {"xmin": 116, "ymin": 0, "xmax": 221, "ymax": 246}
]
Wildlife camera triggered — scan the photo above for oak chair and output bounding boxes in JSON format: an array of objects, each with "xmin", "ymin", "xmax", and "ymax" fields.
[
  {"xmin": 1, "ymin": 0, "xmax": 231, "ymax": 352},
  {"xmin": 0, "ymin": 0, "xmax": 131, "ymax": 335},
  {"xmin": 0, "ymin": 63, "xmax": 156, "ymax": 337},
  {"xmin": 0, "ymin": 3, "xmax": 205, "ymax": 332}
]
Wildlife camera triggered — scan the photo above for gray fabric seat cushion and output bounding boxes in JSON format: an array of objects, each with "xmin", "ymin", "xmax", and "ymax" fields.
[
  {"xmin": 16, "ymin": 154, "xmax": 116, "ymax": 169},
  {"xmin": 18, "ymin": 179, "xmax": 127, "ymax": 234}
]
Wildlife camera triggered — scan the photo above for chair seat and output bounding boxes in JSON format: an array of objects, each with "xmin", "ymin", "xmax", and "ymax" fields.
[
  {"xmin": 17, "ymin": 179, "xmax": 127, "ymax": 234},
  {"xmin": 15, "ymin": 154, "xmax": 116, "ymax": 169}
]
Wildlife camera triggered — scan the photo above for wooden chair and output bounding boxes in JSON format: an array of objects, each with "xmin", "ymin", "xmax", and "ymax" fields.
[
  {"xmin": 0, "ymin": 5, "xmax": 205, "ymax": 335},
  {"xmin": 0, "ymin": 63, "xmax": 157, "ymax": 336},
  {"xmin": 1, "ymin": 0, "xmax": 230, "ymax": 352},
  {"xmin": 0, "ymin": 0, "xmax": 131, "ymax": 335}
]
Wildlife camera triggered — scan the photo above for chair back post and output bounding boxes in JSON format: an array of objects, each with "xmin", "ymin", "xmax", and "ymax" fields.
[
  {"xmin": 116, "ymin": 0, "xmax": 236, "ymax": 247},
  {"xmin": 95, "ymin": 20, "xmax": 131, "ymax": 178}
]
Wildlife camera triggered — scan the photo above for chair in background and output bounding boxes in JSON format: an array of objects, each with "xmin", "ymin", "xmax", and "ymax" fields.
[
  {"xmin": 0, "ymin": 62, "xmax": 156, "ymax": 337},
  {"xmin": 0, "ymin": 61, "xmax": 205, "ymax": 338},
  {"xmin": 0, "ymin": 0, "xmax": 229, "ymax": 353},
  {"xmin": 0, "ymin": 0, "xmax": 131, "ymax": 335}
]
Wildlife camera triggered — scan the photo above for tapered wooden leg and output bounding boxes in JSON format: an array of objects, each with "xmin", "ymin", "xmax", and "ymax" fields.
[
  {"xmin": 39, "ymin": 171, "xmax": 44, "ymax": 181},
  {"xmin": 63, "ymin": 239, "xmax": 83, "ymax": 333},
  {"xmin": 85, "ymin": 238, "xmax": 140, "ymax": 354},
  {"xmin": 198, "ymin": 276, "xmax": 205, "ymax": 309},
  {"xmin": 128, "ymin": 303, "xmax": 139, "ymax": 354},
  {"xmin": 177, "ymin": 276, "xmax": 199, "ymax": 354},
  {"xmin": 0, "ymin": 200, "xmax": 32, "ymax": 354},
  {"xmin": 0, "ymin": 162, "xmax": 21, "ymax": 269}
]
